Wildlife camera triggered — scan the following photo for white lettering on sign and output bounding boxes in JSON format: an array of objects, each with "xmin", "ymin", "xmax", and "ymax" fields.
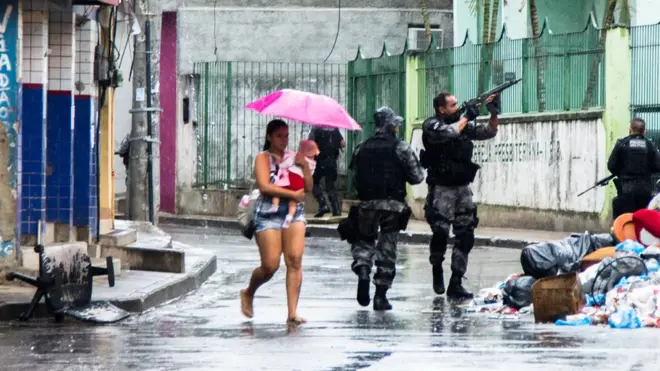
[
  {"xmin": 0, "ymin": 5, "xmax": 14, "ymax": 127},
  {"xmin": 0, "ymin": 5, "xmax": 13, "ymax": 34},
  {"xmin": 409, "ymin": 119, "xmax": 607, "ymax": 214}
]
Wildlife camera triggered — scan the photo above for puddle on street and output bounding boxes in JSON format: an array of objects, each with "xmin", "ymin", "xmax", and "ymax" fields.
[{"xmin": 0, "ymin": 225, "xmax": 658, "ymax": 370}]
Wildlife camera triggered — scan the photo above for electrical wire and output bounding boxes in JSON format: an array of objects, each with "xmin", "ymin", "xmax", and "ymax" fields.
[{"xmin": 323, "ymin": 0, "xmax": 341, "ymax": 63}]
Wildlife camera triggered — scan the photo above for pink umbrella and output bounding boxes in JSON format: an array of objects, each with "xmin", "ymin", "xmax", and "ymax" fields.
[{"xmin": 245, "ymin": 89, "xmax": 361, "ymax": 131}]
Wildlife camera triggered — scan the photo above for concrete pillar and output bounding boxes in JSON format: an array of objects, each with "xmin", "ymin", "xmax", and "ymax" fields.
[
  {"xmin": 601, "ymin": 26, "xmax": 631, "ymax": 222},
  {"xmin": 20, "ymin": 1, "xmax": 48, "ymax": 245},
  {"xmin": 73, "ymin": 20, "xmax": 98, "ymax": 242},
  {"xmin": 175, "ymin": 74, "xmax": 198, "ymax": 200},
  {"xmin": 404, "ymin": 54, "xmax": 427, "ymax": 215},
  {"xmin": 0, "ymin": 1, "xmax": 22, "ymax": 260},
  {"xmin": 46, "ymin": 10, "xmax": 74, "ymax": 242}
]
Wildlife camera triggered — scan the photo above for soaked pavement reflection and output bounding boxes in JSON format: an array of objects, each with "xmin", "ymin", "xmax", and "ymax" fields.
[{"xmin": 1, "ymin": 223, "xmax": 660, "ymax": 370}]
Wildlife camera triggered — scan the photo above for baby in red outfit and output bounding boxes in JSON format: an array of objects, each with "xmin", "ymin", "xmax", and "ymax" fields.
[{"xmin": 269, "ymin": 140, "xmax": 319, "ymax": 228}]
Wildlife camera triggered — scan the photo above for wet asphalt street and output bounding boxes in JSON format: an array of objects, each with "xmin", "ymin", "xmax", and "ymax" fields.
[{"xmin": 2, "ymin": 223, "xmax": 660, "ymax": 371}]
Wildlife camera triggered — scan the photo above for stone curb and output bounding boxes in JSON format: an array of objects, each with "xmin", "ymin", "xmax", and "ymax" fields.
[
  {"xmin": 0, "ymin": 251, "xmax": 217, "ymax": 322},
  {"xmin": 158, "ymin": 215, "xmax": 541, "ymax": 250}
]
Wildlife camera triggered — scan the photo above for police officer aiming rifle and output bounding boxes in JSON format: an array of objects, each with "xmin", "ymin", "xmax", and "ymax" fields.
[{"xmin": 420, "ymin": 91, "xmax": 502, "ymax": 300}]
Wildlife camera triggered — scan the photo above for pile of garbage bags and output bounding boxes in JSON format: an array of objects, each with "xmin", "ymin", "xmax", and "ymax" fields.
[
  {"xmin": 466, "ymin": 233, "xmax": 660, "ymax": 329},
  {"xmin": 520, "ymin": 232, "xmax": 613, "ymax": 278}
]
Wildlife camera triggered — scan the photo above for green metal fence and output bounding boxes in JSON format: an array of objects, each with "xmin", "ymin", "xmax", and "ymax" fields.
[
  {"xmin": 631, "ymin": 23, "xmax": 660, "ymax": 138},
  {"xmin": 345, "ymin": 46, "xmax": 406, "ymax": 194},
  {"xmin": 194, "ymin": 61, "xmax": 346, "ymax": 189},
  {"xmin": 631, "ymin": 22, "xmax": 660, "ymax": 185},
  {"xmin": 417, "ymin": 21, "xmax": 604, "ymax": 118}
]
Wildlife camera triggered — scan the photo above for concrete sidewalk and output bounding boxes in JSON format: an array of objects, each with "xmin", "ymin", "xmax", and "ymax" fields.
[
  {"xmin": 0, "ymin": 227, "xmax": 217, "ymax": 322},
  {"xmin": 158, "ymin": 212, "xmax": 577, "ymax": 249}
]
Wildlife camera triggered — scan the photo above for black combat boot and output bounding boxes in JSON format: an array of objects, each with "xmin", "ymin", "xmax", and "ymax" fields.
[
  {"xmin": 356, "ymin": 266, "xmax": 371, "ymax": 307},
  {"xmin": 429, "ymin": 232, "xmax": 448, "ymax": 295},
  {"xmin": 446, "ymin": 275, "xmax": 474, "ymax": 301},
  {"xmin": 329, "ymin": 196, "xmax": 341, "ymax": 217},
  {"xmin": 432, "ymin": 265, "xmax": 445, "ymax": 295},
  {"xmin": 373, "ymin": 285, "xmax": 392, "ymax": 311},
  {"xmin": 314, "ymin": 198, "xmax": 330, "ymax": 218}
]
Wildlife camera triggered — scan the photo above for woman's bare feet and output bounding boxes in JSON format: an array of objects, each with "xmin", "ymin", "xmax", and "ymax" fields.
[
  {"xmin": 286, "ymin": 315, "xmax": 306, "ymax": 326},
  {"xmin": 240, "ymin": 289, "xmax": 254, "ymax": 318}
]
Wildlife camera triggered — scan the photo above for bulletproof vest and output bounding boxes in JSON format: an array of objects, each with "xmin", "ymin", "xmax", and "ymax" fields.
[
  {"xmin": 619, "ymin": 134, "xmax": 654, "ymax": 180},
  {"xmin": 354, "ymin": 134, "xmax": 407, "ymax": 202},
  {"xmin": 315, "ymin": 129, "xmax": 340, "ymax": 161},
  {"xmin": 422, "ymin": 117, "xmax": 480, "ymax": 187}
]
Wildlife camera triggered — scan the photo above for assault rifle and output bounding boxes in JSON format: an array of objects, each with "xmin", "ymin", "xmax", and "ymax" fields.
[
  {"xmin": 457, "ymin": 78, "xmax": 523, "ymax": 115},
  {"xmin": 577, "ymin": 174, "xmax": 616, "ymax": 197}
]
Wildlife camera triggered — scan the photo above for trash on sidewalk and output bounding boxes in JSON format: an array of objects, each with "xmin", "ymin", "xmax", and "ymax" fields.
[
  {"xmin": 520, "ymin": 231, "xmax": 614, "ymax": 279},
  {"xmin": 531, "ymin": 272, "xmax": 585, "ymax": 323},
  {"xmin": 502, "ymin": 275, "xmax": 536, "ymax": 310},
  {"xmin": 5, "ymin": 232, "xmax": 128, "ymax": 324},
  {"xmin": 463, "ymin": 209, "xmax": 660, "ymax": 329}
]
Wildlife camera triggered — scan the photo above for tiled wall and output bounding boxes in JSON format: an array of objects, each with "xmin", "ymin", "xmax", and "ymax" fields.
[
  {"xmin": 46, "ymin": 10, "xmax": 75, "ymax": 225},
  {"xmin": 73, "ymin": 20, "xmax": 98, "ymax": 237},
  {"xmin": 20, "ymin": 2, "xmax": 48, "ymax": 235}
]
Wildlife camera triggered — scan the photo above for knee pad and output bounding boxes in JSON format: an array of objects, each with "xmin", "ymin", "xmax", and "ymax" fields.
[
  {"xmin": 454, "ymin": 230, "xmax": 475, "ymax": 254},
  {"xmin": 432, "ymin": 229, "xmax": 449, "ymax": 245},
  {"xmin": 375, "ymin": 259, "xmax": 396, "ymax": 270}
]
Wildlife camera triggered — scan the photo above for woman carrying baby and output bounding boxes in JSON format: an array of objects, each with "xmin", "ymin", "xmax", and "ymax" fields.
[
  {"xmin": 240, "ymin": 119, "xmax": 314, "ymax": 326},
  {"xmin": 268, "ymin": 139, "xmax": 319, "ymax": 228}
]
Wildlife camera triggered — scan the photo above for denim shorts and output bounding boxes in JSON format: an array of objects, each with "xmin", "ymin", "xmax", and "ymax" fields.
[{"xmin": 254, "ymin": 196, "xmax": 307, "ymax": 233}]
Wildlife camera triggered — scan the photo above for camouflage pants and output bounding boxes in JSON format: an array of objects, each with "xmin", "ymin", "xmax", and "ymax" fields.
[
  {"xmin": 350, "ymin": 207, "xmax": 401, "ymax": 288},
  {"xmin": 424, "ymin": 185, "xmax": 478, "ymax": 277}
]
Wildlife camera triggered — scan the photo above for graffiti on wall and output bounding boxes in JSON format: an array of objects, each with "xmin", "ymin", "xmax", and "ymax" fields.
[
  {"xmin": 408, "ymin": 119, "xmax": 607, "ymax": 213},
  {"xmin": 0, "ymin": 1, "xmax": 19, "ymax": 258},
  {"xmin": 472, "ymin": 140, "xmax": 562, "ymax": 163}
]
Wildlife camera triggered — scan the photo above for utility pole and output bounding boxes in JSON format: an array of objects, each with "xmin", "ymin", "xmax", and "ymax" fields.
[{"xmin": 129, "ymin": 0, "xmax": 158, "ymax": 223}]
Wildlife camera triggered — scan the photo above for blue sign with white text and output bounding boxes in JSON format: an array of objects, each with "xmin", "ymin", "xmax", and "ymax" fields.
[{"xmin": 0, "ymin": 0, "xmax": 20, "ymax": 258}]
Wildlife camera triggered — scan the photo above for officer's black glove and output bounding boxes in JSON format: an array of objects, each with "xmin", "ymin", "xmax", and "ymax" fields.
[
  {"xmin": 463, "ymin": 105, "xmax": 479, "ymax": 121},
  {"xmin": 486, "ymin": 94, "xmax": 501, "ymax": 115}
]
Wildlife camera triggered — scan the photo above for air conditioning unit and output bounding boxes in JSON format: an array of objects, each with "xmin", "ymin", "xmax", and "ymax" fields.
[{"xmin": 408, "ymin": 28, "xmax": 444, "ymax": 51}]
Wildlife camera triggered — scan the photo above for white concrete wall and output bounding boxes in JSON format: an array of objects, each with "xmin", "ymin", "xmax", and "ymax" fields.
[
  {"xmin": 114, "ymin": 2, "xmax": 454, "ymax": 195},
  {"xmin": 409, "ymin": 116, "xmax": 607, "ymax": 214},
  {"xmin": 176, "ymin": 74, "xmax": 197, "ymax": 191},
  {"xmin": 175, "ymin": 4, "xmax": 453, "ymax": 74},
  {"xmin": 634, "ymin": 0, "xmax": 660, "ymax": 25}
]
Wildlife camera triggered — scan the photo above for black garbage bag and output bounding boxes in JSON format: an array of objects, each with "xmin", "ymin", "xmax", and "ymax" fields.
[
  {"xmin": 502, "ymin": 276, "xmax": 537, "ymax": 309},
  {"xmin": 520, "ymin": 232, "xmax": 615, "ymax": 279}
]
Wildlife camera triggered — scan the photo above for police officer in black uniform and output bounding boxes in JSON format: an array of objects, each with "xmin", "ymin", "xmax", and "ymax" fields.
[
  {"xmin": 607, "ymin": 118, "xmax": 660, "ymax": 219},
  {"xmin": 420, "ymin": 92, "xmax": 500, "ymax": 300},
  {"xmin": 308, "ymin": 127, "xmax": 345, "ymax": 217},
  {"xmin": 342, "ymin": 106, "xmax": 424, "ymax": 311}
]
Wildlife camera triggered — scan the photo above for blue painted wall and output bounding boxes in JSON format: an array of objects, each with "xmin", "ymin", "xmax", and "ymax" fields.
[
  {"xmin": 20, "ymin": 84, "xmax": 47, "ymax": 235},
  {"xmin": 46, "ymin": 91, "xmax": 74, "ymax": 225},
  {"xmin": 73, "ymin": 96, "xmax": 97, "ymax": 237}
]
